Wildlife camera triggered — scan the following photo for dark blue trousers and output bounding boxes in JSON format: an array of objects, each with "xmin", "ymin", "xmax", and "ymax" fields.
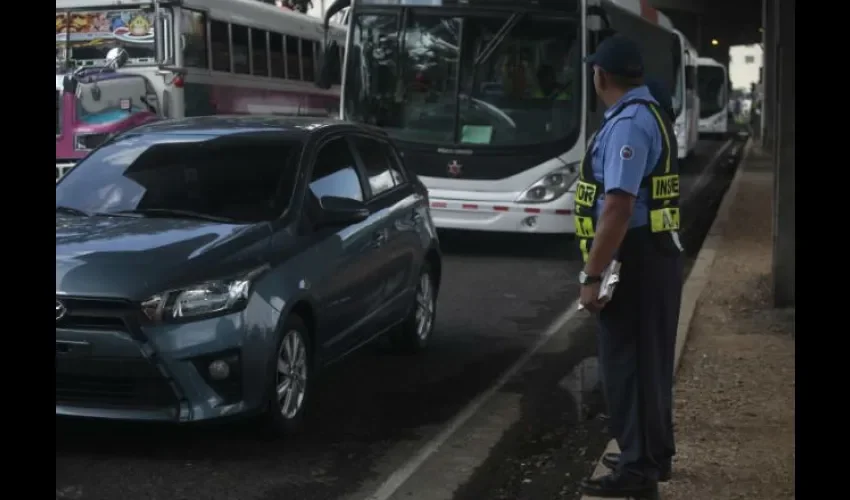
[{"xmin": 596, "ymin": 227, "xmax": 684, "ymax": 480}]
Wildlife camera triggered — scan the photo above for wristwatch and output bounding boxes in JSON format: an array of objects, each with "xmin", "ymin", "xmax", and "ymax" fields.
[{"xmin": 578, "ymin": 271, "xmax": 602, "ymax": 285}]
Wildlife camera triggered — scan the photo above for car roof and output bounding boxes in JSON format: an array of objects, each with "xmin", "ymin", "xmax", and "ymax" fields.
[{"xmin": 129, "ymin": 115, "xmax": 388, "ymax": 140}]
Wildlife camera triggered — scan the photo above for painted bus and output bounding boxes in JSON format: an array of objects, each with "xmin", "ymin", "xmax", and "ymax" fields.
[
  {"xmin": 317, "ymin": 0, "xmax": 679, "ymax": 236},
  {"xmin": 55, "ymin": 0, "xmax": 346, "ymax": 179},
  {"xmin": 696, "ymin": 56, "xmax": 729, "ymax": 137},
  {"xmin": 673, "ymin": 29, "xmax": 699, "ymax": 159}
]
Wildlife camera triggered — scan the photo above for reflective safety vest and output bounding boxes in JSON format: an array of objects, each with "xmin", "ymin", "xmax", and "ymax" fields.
[
  {"xmin": 573, "ymin": 99, "xmax": 682, "ymax": 263},
  {"xmin": 532, "ymin": 87, "xmax": 571, "ymax": 100}
]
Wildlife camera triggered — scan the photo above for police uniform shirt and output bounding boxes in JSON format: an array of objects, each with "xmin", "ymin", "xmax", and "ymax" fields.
[{"xmin": 591, "ymin": 85, "xmax": 663, "ymax": 228}]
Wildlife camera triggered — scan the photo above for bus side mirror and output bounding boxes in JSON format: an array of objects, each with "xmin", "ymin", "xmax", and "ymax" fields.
[
  {"xmin": 106, "ymin": 47, "xmax": 129, "ymax": 69},
  {"xmin": 316, "ymin": 40, "xmax": 340, "ymax": 90}
]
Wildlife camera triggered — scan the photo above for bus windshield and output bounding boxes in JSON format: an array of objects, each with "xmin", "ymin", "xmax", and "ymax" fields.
[
  {"xmin": 698, "ymin": 66, "xmax": 727, "ymax": 118},
  {"xmin": 56, "ymin": 9, "xmax": 158, "ymax": 67},
  {"xmin": 343, "ymin": 10, "xmax": 581, "ymax": 147}
]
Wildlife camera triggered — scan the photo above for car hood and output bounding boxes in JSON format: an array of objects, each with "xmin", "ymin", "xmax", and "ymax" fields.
[{"xmin": 56, "ymin": 215, "xmax": 270, "ymax": 300}]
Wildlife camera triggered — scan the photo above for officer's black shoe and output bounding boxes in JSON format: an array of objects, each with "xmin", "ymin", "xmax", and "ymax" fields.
[
  {"xmin": 601, "ymin": 452, "xmax": 672, "ymax": 482},
  {"xmin": 579, "ymin": 470, "xmax": 658, "ymax": 498}
]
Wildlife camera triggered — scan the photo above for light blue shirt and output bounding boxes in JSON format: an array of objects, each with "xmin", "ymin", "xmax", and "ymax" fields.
[{"xmin": 591, "ymin": 86, "xmax": 663, "ymax": 228}]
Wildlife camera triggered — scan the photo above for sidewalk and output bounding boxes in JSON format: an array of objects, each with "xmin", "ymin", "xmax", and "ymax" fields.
[{"xmin": 584, "ymin": 140, "xmax": 795, "ymax": 500}]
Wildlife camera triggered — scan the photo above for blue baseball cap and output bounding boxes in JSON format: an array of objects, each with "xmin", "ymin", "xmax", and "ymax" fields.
[{"xmin": 584, "ymin": 34, "xmax": 644, "ymax": 78}]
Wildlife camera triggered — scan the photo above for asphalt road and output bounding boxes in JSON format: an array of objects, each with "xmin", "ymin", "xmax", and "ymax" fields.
[{"xmin": 56, "ymin": 138, "xmax": 736, "ymax": 500}]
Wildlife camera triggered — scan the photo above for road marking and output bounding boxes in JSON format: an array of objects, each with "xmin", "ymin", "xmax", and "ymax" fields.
[{"xmin": 365, "ymin": 298, "xmax": 583, "ymax": 500}]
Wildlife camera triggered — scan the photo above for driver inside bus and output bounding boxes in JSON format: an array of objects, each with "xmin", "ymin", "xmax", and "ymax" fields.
[{"xmin": 532, "ymin": 64, "xmax": 571, "ymax": 100}]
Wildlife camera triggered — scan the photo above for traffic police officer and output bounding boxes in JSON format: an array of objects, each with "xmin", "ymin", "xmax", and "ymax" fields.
[{"xmin": 574, "ymin": 34, "xmax": 684, "ymax": 498}]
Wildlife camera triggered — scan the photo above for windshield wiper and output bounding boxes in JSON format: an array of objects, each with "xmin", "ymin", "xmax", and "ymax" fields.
[
  {"xmin": 113, "ymin": 208, "xmax": 238, "ymax": 223},
  {"xmin": 56, "ymin": 205, "xmax": 91, "ymax": 217},
  {"xmin": 473, "ymin": 13, "xmax": 523, "ymax": 67}
]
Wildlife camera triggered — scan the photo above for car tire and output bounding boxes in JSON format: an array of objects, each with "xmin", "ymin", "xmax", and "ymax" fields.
[
  {"xmin": 263, "ymin": 315, "xmax": 312, "ymax": 436},
  {"xmin": 389, "ymin": 262, "xmax": 437, "ymax": 354}
]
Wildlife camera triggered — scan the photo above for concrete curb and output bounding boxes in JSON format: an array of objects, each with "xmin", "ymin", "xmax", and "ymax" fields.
[{"xmin": 580, "ymin": 138, "xmax": 755, "ymax": 500}]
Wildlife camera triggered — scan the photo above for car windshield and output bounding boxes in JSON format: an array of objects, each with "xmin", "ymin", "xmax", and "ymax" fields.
[
  {"xmin": 343, "ymin": 10, "xmax": 581, "ymax": 147},
  {"xmin": 75, "ymin": 75, "xmax": 158, "ymax": 125},
  {"xmin": 55, "ymin": 133, "xmax": 304, "ymax": 222},
  {"xmin": 698, "ymin": 66, "xmax": 727, "ymax": 118}
]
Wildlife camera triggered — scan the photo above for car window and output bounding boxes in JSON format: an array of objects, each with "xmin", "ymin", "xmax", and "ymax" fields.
[
  {"xmin": 55, "ymin": 134, "xmax": 302, "ymax": 222},
  {"xmin": 382, "ymin": 142, "xmax": 407, "ymax": 185},
  {"xmin": 309, "ymin": 138, "xmax": 364, "ymax": 202},
  {"xmin": 352, "ymin": 137, "xmax": 402, "ymax": 198}
]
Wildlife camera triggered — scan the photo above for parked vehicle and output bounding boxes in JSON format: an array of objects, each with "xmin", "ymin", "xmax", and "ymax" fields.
[
  {"xmin": 56, "ymin": 116, "xmax": 442, "ymax": 434},
  {"xmin": 696, "ymin": 56, "xmax": 730, "ymax": 137}
]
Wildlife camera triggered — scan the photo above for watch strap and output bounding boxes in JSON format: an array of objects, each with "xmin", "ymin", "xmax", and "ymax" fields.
[{"xmin": 579, "ymin": 272, "xmax": 603, "ymax": 284}]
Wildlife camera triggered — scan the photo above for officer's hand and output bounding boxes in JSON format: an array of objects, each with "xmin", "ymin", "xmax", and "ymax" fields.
[{"xmin": 579, "ymin": 283, "xmax": 608, "ymax": 313}]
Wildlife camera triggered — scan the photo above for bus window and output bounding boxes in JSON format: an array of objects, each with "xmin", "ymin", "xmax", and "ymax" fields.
[
  {"xmin": 182, "ymin": 10, "xmax": 208, "ymax": 69},
  {"xmin": 232, "ymin": 25, "xmax": 250, "ymax": 74},
  {"xmin": 301, "ymin": 39, "xmax": 315, "ymax": 82},
  {"xmin": 270, "ymin": 32, "xmax": 285, "ymax": 78},
  {"xmin": 251, "ymin": 28, "xmax": 269, "ymax": 77},
  {"xmin": 286, "ymin": 36, "xmax": 302, "ymax": 80},
  {"xmin": 210, "ymin": 20, "xmax": 230, "ymax": 72}
]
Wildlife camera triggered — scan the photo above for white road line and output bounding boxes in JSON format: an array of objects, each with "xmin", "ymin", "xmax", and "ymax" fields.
[{"xmin": 365, "ymin": 298, "xmax": 584, "ymax": 500}]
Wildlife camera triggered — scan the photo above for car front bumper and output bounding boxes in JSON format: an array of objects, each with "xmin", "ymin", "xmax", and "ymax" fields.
[{"xmin": 55, "ymin": 295, "xmax": 279, "ymax": 423}]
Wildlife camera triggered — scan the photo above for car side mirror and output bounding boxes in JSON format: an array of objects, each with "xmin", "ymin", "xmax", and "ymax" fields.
[{"xmin": 319, "ymin": 196, "xmax": 369, "ymax": 227}]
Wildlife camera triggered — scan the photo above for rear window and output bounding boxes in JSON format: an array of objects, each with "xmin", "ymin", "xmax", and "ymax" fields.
[{"xmin": 56, "ymin": 134, "xmax": 304, "ymax": 222}]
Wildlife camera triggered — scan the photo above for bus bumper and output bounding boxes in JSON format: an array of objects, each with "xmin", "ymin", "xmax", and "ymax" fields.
[{"xmin": 427, "ymin": 192, "xmax": 576, "ymax": 234}]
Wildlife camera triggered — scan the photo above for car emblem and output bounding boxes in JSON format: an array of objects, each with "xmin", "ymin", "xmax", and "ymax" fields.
[
  {"xmin": 56, "ymin": 300, "xmax": 67, "ymax": 322},
  {"xmin": 447, "ymin": 160, "xmax": 462, "ymax": 177}
]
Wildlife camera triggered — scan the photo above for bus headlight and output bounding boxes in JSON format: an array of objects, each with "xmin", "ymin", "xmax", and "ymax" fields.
[{"xmin": 515, "ymin": 164, "xmax": 578, "ymax": 204}]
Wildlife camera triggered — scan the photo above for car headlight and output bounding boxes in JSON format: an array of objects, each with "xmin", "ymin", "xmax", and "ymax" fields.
[
  {"xmin": 515, "ymin": 164, "xmax": 579, "ymax": 204},
  {"xmin": 141, "ymin": 268, "xmax": 266, "ymax": 323}
]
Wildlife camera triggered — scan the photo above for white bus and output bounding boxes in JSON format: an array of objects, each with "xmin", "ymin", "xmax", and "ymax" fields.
[
  {"xmin": 673, "ymin": 29, "xmax": 699, "ymax": 159},
  {"xmin": 696, "ymin": 56, "xmax": 729, "ymax": 137},
  {"xmin": 316, "ymin": 0, "xmax": 680, "ymax": 236},
  {"xmin": 56, "ymin": 0, "xmax": 346, "ymax": 177}
]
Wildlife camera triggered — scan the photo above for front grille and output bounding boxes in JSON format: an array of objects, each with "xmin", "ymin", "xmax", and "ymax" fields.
[
  {"xmin": 56, "ymin": 357, "xmax": 178, "ymax": 410},
  {"xmin": 56, "ymin": 296, "xmax": 133, "ymax": 332}
]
